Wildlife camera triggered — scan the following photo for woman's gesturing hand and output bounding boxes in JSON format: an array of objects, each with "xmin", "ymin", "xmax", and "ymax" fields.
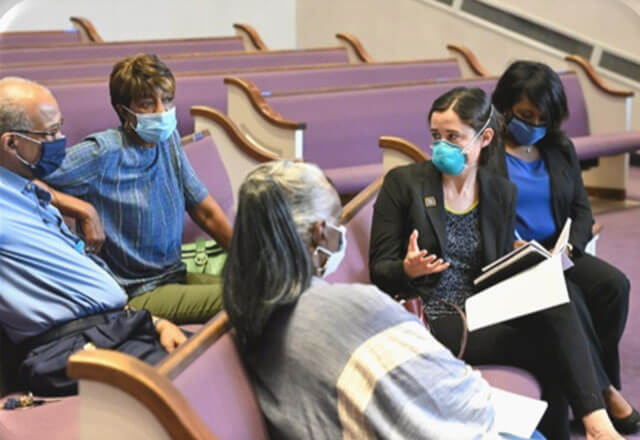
[{"xmin": 403, "ymin": 229, "xmax": 450, "ymax": 279}]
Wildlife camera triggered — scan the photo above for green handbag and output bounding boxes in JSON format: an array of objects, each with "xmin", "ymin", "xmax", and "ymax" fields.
[{"xmin": 181, "ymin": 238, "xmax": 227, "ymax": 276}]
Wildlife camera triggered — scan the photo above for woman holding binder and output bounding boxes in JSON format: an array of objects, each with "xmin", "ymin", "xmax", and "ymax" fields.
[
  {"xmin": 369, "ymin": 87, "xmax": 623, "ymax": 439},
  {"xmin": 492, "ymin": 61, "xmax": 636, "ymax": 435}
]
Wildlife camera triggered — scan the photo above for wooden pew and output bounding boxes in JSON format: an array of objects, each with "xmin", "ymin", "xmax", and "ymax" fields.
[
  {"xmin": 0, "ymin": 29, "xmax": 82, "ymax": 48},
  {"xmin": 66, "ymin": 311, "xmax": 268, "ymax": 440},
  {"xmin": 219, "ymin": 55, "xmax": 639, "ymax": 199},
  {"xmin": 43, "ymin": 56, "xmax": 460, "ymax": 146}
]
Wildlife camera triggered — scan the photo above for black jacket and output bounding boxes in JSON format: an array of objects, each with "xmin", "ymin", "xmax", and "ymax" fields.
[
  {"xmin": 369, "ymin": 162, "xmax": 517, "ymax": 299},
  {"xmin": 495, "ymin": 133, "xmax": 594, "ymax": 256}
]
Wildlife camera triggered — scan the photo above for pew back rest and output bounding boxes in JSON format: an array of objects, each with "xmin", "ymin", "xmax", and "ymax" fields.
[
  {"xmin": 260, "ymin": 72, "xmax": 588, "ymax": 169},
  {"xmin": 182, "ymin": 132, "xmax": 235, "ymax": 242},
  {"xmin": 2, "ymin": 48, "xmax": 350, "ymax": 82},
  {"xmin": 0, "ymin": 29, "xmax": 80, "ymax": 48},
  {"xmin": 50, "ymin": 59, "xmax": 456, "ymax": 146},
  {"xmin": 0, "ymin": 37, "xmax": 245, "ymax": 64}
]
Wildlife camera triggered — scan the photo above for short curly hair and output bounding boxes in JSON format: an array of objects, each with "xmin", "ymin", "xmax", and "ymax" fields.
[{"xmin": 109, "ymin": 54, "xmax": 176, "ymax": 123}]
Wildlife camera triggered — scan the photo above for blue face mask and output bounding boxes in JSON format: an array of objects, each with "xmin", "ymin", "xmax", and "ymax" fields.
[
  {"xmin": 431, "ymin": 106, "xmax": 493, "ymax": 176},
  {"xmin": 14, "ymin": 134, "xmax": 67, "ymax": 178},
  {"xmin": 507, "ymin": 116, "xmax": 547, "ymax": 146},
  {"xmin": 124, "ymin": 106, "xmax": 177, "ymax": 144}
]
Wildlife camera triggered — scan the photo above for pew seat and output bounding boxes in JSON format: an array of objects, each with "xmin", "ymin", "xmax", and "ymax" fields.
[{"xmin": 0, "ymin": 395, "xmax": 79, "ymax": 440}]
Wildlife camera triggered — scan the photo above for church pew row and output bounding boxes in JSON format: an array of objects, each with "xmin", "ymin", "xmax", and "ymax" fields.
[
  {"xmin": 2, "ymin": 46, "xmax": 356, "ymax": 82},
  {"xmin": 0, "ymin": 28, "xmax": 82, "ymax": 48},
  {"xmin": 220, "ymin": 54, "xmax": 639, "ymax": 199},
  {"xmin": 0, "ymin": 17, "xmax": 101, "ymax": 48},
  {"xmin": 46, "ymin": 53, "xmax": 472, "ymax": 145},
  {"xmin": 0, "ymin": 34, "xmax": 249, "ymax": 65},
  {"xmin": 0, "ymin": 27, "xmax": 368, "ymax": 78}
]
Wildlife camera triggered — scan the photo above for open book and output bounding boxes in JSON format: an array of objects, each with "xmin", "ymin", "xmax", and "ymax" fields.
[{"xmin": 473, "ymin": 218, "xmax": 572, "ymax": 291}]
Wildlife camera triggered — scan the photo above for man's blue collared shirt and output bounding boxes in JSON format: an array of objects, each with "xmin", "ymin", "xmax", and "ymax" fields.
[
  {"xmin": 0, "ymin": 167, "xmax": 127, "ymax": 343},
  {"xmin": 44, "ymin": 128, "xmax": 209, "ymax": 297}
]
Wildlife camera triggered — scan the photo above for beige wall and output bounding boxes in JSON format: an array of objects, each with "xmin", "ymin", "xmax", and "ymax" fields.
[
  {"xmin": 296, "ymin": 0, "xmax": 639, "ymax": 131},
  {"xmin": 0, "ymin": 0, "xmax": 297, "ymax": 49}
]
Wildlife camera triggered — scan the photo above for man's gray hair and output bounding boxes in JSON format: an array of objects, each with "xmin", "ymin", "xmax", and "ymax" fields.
[
  {"xmin": 246, "ymin": 160, "xmax": 340, "ymax": 247},
  {"xmin": 0, "ymin": 77, "xmax": 38, "ymax": 136}
]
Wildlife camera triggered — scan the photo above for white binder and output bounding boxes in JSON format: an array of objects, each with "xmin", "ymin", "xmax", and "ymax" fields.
[{"xmin": 466, "ymin": 254, "xmax": 569, "ymax": 332}]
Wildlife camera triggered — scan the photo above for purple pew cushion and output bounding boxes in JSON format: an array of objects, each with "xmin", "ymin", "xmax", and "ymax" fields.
[
  {"xmin": 476, "ymin": 365, "xmax": 542, "ymax": 400},
  {"xmin": 172, "ymin": 332, "xmax": 269, "ymax": 440},
  {"xmin": 182, "ymin": 134, "xmax": 235, "ymax": 243},
  {"xmin": 0, "ymin": 38, "xmax": 245, "ymax": 64},
  {"xmin": 1, "ymin": 48, "xmax": 350, "ymax": 83},
  {"xmin": 324, "ymin": 163, "xmax": 382, "ymax": 195},
  {"xmin": 0, "ymin": 395, "xmax": 79, "ymax": 440},
  {"xmin": 573, "ymin": 131, "xmax": 640, "ymax": 160}
]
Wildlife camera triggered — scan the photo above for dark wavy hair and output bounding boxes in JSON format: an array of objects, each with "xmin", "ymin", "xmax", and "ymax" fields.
[
  {"xmin": 223, "ymin": 161, "xmax": 339, "ymax": 350},
  {"xmin": 491, "ymin": 60, "xmax": 569, "ymax": 146},
  {"xmin": 428, "ymin": 87, "xmax": 505, "ymax": 170}
]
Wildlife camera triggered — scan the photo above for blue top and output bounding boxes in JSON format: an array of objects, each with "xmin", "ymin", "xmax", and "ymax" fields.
[
  {"xmin": 45, "ymin": 128, "xmax": 209, "ymax": 297},
  {"xmin": 0, "ymin": 167, "xmax": 126, "ymax": 343},
  {"xmin": 506, "ymin": 153, "xmax": 557, "ymax": 242}
]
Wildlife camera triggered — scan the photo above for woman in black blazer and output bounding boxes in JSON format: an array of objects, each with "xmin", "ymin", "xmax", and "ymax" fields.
[
  {"xmin": 369, "ymin": 87, "xmax": 623, "ymax": 440},
  {"xmin": 492, "ymin": 61, "xmax": 636, "ymax": 435}
]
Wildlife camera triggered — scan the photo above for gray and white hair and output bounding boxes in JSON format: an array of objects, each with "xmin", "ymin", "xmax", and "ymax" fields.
[
  {"xmin": 0, "ymin": 77, "xmax": 39, "ymax": 136},
  {"xmin": 245, "ymin": 160, "xmax": 340, "ymax": 247}
]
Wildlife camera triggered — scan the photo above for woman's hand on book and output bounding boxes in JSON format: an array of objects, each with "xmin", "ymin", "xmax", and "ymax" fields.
[{"xmin": 403, "ymin": 229, "xmax": 450, "ymax": 279}]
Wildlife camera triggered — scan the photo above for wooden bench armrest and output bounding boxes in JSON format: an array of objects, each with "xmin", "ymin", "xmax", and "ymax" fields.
[
  {"xmin": 69, "ymin": 17, "xmax": 103, "ymax": 43},
  {"xmin": 157, "ymin": 312, "xmax": 231, "ymax": 379},
  {"xmin": 565, "ymin": 55, "xmax": 634, "ymax": 98},
  {"xmin": 446, "ymin": 44, "xmax": 490, "ymax": 77},
  {"xmin": 224, "ymin": 77, "xmax": 306, "ymax": 130},
  {"xmin": 340, "ymin": 176, "xmax": 383, "ymax": 224},
  {"xmin": 190, "ymin": 106, "xmax": 280, "ymax": 162},
  {"xmin": 67, "ymin": 349, "xmax": 217, "ymax": 440},
  {"xmin": 233, "ymin": 23, "xmax": 268, "ymax": 51},
  {"xmin": 379, "ymin": 136, "xmax": 429, "ymax": 162},
  {"xmin": 335, "ymin": 32, "xmax": 374, "ymax": 63}
]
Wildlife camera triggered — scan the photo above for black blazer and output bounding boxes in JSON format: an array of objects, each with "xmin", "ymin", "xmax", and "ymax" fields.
[
  {"xmin": 495, "ymin": 133, "xmax": 594, "ymax": 256},
  {"xmin": 369, "ymin": 162, "xmax": 517, "ymax": 299}
]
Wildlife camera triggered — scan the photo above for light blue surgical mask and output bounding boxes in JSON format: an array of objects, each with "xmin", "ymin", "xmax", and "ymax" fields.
[
  {"xmin": 124, "ymin": 106, "xmax": 177, "ymax": 144},
  {"xmin": 507, "ymin": 115, "xmax": 547, "ymax": 146},
  {"xmin": 431, "ymin": 106, "xmax": 493, "ymax": 176}
]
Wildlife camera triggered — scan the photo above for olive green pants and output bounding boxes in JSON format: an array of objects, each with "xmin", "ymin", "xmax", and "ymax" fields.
[{"xmin": 127, "ymin": 272, "xmax": 223, "ymax": 324}]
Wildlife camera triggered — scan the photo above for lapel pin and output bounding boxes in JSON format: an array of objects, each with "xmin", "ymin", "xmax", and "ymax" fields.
[{"xmin": 424, "ymin": 196, "xmax": 437, "ymax": 208}]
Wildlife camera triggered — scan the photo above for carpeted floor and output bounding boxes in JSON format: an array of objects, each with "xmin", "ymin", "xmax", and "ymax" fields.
[{"xmin": 571, "ymin": 166, "xmax": 640, "ymax": 440}]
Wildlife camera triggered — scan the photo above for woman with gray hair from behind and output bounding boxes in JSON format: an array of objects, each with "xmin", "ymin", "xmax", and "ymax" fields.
[{"xmin": 223, "ymin": 160, "xmax": 545, "ymax": 440}]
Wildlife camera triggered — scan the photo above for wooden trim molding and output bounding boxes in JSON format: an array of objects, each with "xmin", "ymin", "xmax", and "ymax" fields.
[
  {"xmin": 565, "ymin": 55, "xmax": 634, "ymax": 98},
  {"xmin": 233, "ymin": 23, "xmax": 268, "ymax": 51},
  {"xmin": 379, "ymin": 136, "xmax": 429, "ymax": 162},
  {"xmin": 69, "ymin": 17, "xmax": 103, "ymax": 43},
  {"xmin": 585, "ymin": 186, "xmax": 627, "ymax": 200},
  {"xmin": 157, "ymin": 312, "xmax": 231, "ymax": 380},
  {"xmin": 340, "ymin": 176, "xmax": 384, "ymax": 224},
  {"xmin": 224, "ymin": 77, "xmax": 307, "ymax": 130},
  {"xmin": 67, "ymin": 350, "xmax": 218, "ymax": 440},
  {"xmin": 190, "ymin": 105, "xmax": 280, "ymax": 162},
  {"xmin": 335, "ymin": 33, "xmax": 374, "ymax": 63},
  {"xmin": 181, "ymin": 130, "xmax": 211, "ymax": 146},
  {"xmin": 446, "ymin": 44, "xmax": 490, "ymax": 77}
]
